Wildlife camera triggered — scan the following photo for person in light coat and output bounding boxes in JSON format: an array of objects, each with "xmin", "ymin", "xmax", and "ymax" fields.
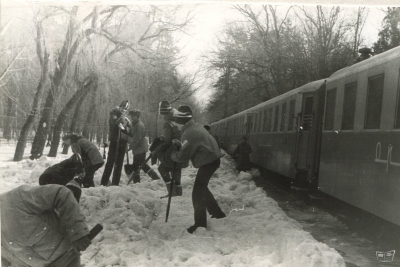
[
  {"xmin": 1, "ymin": 183, "xmax": 90, "ymax": 267},
  {"xmin": 171, "ymin": 105, "xmax": 226, "ymax": 234},
  {"xmin": 126, "ymin": 109, "xmax": 160, "ymax": 183},
  {"xmin": 151, "ymin": 101, "xmax": 188, "ymax": 197}
]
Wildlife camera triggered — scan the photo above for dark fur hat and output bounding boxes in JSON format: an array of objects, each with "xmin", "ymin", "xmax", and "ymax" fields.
[
  {"xmin": 159, "ymin": 100, "xmax": 172, "ymax": 115},
  {"xmin": 174, "ymin": 105, "xmax": 193, "ymax": 125}
]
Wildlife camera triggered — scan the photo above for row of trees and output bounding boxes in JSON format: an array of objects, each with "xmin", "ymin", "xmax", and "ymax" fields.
[
  {"xmin": 204, "ymin": 6, "xmax": 400, "ymax": 122},
  {"xmin": 1, "ymin": 5, "xmax": 200, "ymax": 161}
]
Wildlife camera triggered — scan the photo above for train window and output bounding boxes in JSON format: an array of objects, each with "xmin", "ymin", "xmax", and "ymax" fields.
[
  {"xmin": 288, "ymin": 100, "xmax": 296, "ymax": 131},
  {"xmin": 365, "ymin": 74, "xmax": 384, "ymax": 129},
  {"xmin": 342, "ymin": 82, "xmax": 357, "ymax": 130},
  {"xmin": 324, "ymin": 88, "xmax": 337, "ymax": 130},
  {"xmin": 302, "ymin": 96, "xmax": 314, "ymax": 131},
  {"xmin": 258, "ymin": 111, "xmax": 263, "ymax": 132},
  {"xmin": 268, "ymin": 108, "xmax": 273, "ymax": 132},
  {"xmin": 273, "ymin": 106, "xmax": 279, "ymax": 132},
  {"xmin": 263, "ymin": 109, "xmax": 268, "ymax": 132},
  {"xmin": 253, "ymin": 112, "xmax": 258, "ymax": 133},
  {"xmin": 395, "ymin": 70, "xmax": 400, "ymax": 129},
  {"xmin": 280, "ymin": 103, "xmax": 287, "ymax": 132}
]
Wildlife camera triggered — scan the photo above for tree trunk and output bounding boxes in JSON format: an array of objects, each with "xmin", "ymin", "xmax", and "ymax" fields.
[
  {"xmin": 48, "ymin": 73, "xmax": 98, "ymax": 157},
  {"xmin": 16, "ymin": 22, "xmax": 50, "ymax": 161},
  {"xmin": 61, "ymin": 74, "xmax": 90, "ymax": 155},
  {"xmin": 3, "ymin": 97, "xmax": 13, "ymax": 141},
  {"xmin": 14, "ymin": 52, "xmax": 49, "ymax": 161},
  {"xmin": 82, "ymin": 91, "xmax": 97, "ymax": 138}
]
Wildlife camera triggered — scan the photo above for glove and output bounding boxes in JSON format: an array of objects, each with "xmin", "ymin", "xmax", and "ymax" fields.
[
  {"xmin": 118, "ymin": 123, "xmax": 125, "ymax": 130},
  {"xmin": 172, "ymin": 139, "xmax": 182, "ymax": 151},
  {"xmin": 72, "ymin": 235, "xmax": 91, "ymax": 251}
]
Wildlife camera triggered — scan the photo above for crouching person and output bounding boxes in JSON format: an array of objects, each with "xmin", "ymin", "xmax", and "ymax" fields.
[
  {"xmin": 62, "ymin": 133, "xmax": 104, "ymax": 188},
  {"xmin": 39, "ymin": 153, "xmax": 85, "ymax": 186},
  {"xmin": 171, "ymin": 105, "xmax": 226, "ymax": 234},
  {"xmin": 151, "ymin": 101, "xmax": 189, "ymax": 197},
  {"xmin": 1, "ymin": 182, "xmax": 91, "ymax": 267}
]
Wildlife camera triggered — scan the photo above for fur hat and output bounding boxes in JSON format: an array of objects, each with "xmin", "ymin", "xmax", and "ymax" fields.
[
  {"xmin": 129, "ymin": 109, "xmax": 141, "ymax": 117},
  {"xmin": 174, "ymin": 105, "xmax": 193, "ymax": 125},
  {"xmin": 119, "ymin": 100, "xmax": 130, "ymax": 111},
  {"xmin": 159, "ymin": 100, "xmax": 172, "ymax": 115}
]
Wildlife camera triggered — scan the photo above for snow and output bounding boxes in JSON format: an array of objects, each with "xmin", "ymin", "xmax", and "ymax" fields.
[{"xmin": 0, "ymin": 142, "xmax": 345, "ymax": 267}]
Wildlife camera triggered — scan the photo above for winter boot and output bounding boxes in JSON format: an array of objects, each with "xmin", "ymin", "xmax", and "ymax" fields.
[
  {"xmin": 161, "ymin": 182, "xmax": 183, "ymax": 198},
  {"xmin": 133, "ymin": 171, "xmax": 141, "ymax": 184},
  {"xmin": 166, "ymin": 182, "xmax": 182, "ymax": 197}
]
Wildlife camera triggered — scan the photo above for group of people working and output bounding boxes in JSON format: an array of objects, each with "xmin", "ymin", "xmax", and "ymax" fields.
[{"xmin": 1, "ymin": 99, "xmax": 231, "ymax": 267}]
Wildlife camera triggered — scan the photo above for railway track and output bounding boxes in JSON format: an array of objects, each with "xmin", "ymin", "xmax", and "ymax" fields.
[{"xmin": 253, "ymin": 168, "xmax": 400, "ymax": 267}]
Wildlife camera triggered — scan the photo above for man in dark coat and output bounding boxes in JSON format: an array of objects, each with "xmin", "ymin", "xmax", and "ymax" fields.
[
  {"xmin": 62, "ymin": 133, "xmax": 104, "ymax": 188},
  {"xmin": 151, "ymin": 101, "xmax": 188, "ymax": 196},
  {"xmin": 1, "ymin": 183, "xmax": 90, "ymax": 267},
  {"xmin": 101, "ymin": 100, "xmax": 131, "ymax": 186},
  {"xmin": 125, "ymin": 109, "xmax": 160, "ymax": 183},
  {"xmin": 39, "ymin": 153, "xmax": 85, "ymax": 186},
  {"xmin": 232, "ymin": 136, "xmax": 253, "ymax": 173},
  {"xmin": 171, "ymin": 105, "xmax": 226, "ymax": 234}
]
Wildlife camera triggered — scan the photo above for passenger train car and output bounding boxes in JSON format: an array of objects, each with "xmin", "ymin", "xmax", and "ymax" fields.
[{"xmin": 210, "ymin": 46, "xmax": 400, "ymax": 227}]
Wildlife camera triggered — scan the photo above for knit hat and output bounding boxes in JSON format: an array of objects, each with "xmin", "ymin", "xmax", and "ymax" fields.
[
  {"xmin": 174, "ymin": 105, "xmax": 193, "ymax": 125},
  {"xmin": 129, "ymin": 109, "xmax": 141, "ymax": 118},
  {"xmin": 159, "ymin": 100, "xmax": 172, "ymax": 115},
  {"xmin": 119, "ymin": 100, "xmax": 130, "ymax": 111}
]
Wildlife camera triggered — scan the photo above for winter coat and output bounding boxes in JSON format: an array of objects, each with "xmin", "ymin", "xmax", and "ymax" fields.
[
  {"xmin": 153, "ymin": 109, "xmax": 189, "ymax": 169},
  {"xmin": 172, "ymin": 119, "xmax": 223, "ymax": 168},
  {"xmin": 39, "ymin": 158, "xmax": 84, "ymax": 186},
  {"xmin": 233, "ymin": 141, "xmax": 252, "ymax": 162},
  {"xmin": 1, "ymin": 185, "xmax": 90, "ymax": 267},
  {"xmin": 108, "ymin": 107, "xmax": 131, "ymax": 142},
  {"xmin": 127, "ymin": 119, "xmax": 149, "ymax": 155},
  {"xmin": 72, "ymin": 138, "xmax": 104, "ymax": 166},
  {"xmin": 233, "ymin": 141, "xmax": 253, "ymax": 171}
]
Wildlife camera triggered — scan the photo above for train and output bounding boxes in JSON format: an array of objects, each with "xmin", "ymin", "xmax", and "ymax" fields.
[{"xmin": 209, "ymin": 46, "xmax": 400, "ymax": 228}]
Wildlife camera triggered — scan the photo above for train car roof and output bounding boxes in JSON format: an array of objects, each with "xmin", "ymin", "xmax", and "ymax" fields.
[
  {"xmin": 329, "ymin": 46, "xmax": 400, "ymax": 81},
  {"xmin": 212, "ymin": 79, "xmax": 325, "ymax": 123}
]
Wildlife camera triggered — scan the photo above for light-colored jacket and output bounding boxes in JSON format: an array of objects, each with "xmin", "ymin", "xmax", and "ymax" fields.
[
  {"xmin": 128, "ymin": 119, "xmax": 149, "ymax": 155},
  {"xmin": 1, "ymin": 185, "xmax": 89, "ymax": 267},
  {"xmin": 171, "ymin": 119, "xmax": 223, "ymax": 168},
  {"xmin": 154, "ymin": 109, "xmax": 188, "ymax": 169}
]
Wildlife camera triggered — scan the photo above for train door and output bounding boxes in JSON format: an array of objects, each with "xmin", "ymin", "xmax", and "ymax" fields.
[{"xmin": 295, "ymin": 93, "xmax": 315, "ymax": 181}]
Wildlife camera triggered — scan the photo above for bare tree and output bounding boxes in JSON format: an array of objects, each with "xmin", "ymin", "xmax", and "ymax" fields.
[
  {"xmin": 48, "ymin": 72, "xmax": 98, "ymax": 157},
  {"xmin": 13, "ymin": 22, "xmax": 49, "ymax": 161}
]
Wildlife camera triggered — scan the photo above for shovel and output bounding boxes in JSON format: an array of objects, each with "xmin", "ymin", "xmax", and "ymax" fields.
[
  {"xmin": 124, "ymin": 151, "xmax": 135, "ymax": 177},
  {"xmin": 127, "ymin": 155, "xmax": 152, "ymax": 185}
]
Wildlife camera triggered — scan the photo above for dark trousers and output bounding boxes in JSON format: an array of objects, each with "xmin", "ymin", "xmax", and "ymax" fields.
[
  {"xmin": 192, "ymin": 159, "xmax": 224, "ymax": 228},
  {"xmin": 131, "ymin": 153, "xmax": 158, "ymax": 183},
  {"xmin": 101, "ymin": 140, "xmax": 127, "ymax": 186},
  {"xmin": 158, "ymin": 163, "xmax": 181, "ymax": 185},
  {"xmin": 83, "ymin": 162, "xmax": 104, "ymax": 188}
]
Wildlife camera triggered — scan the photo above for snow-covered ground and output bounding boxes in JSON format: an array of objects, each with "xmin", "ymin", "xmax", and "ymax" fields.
[{"xmin": 0, "ymin": 142, "xmax": 345, "ymax": 267}]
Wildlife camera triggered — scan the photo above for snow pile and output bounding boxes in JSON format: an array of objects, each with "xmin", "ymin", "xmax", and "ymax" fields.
[{"xmin": 0, "ymin": 145, "xmax": 345, "ymax": 267}]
